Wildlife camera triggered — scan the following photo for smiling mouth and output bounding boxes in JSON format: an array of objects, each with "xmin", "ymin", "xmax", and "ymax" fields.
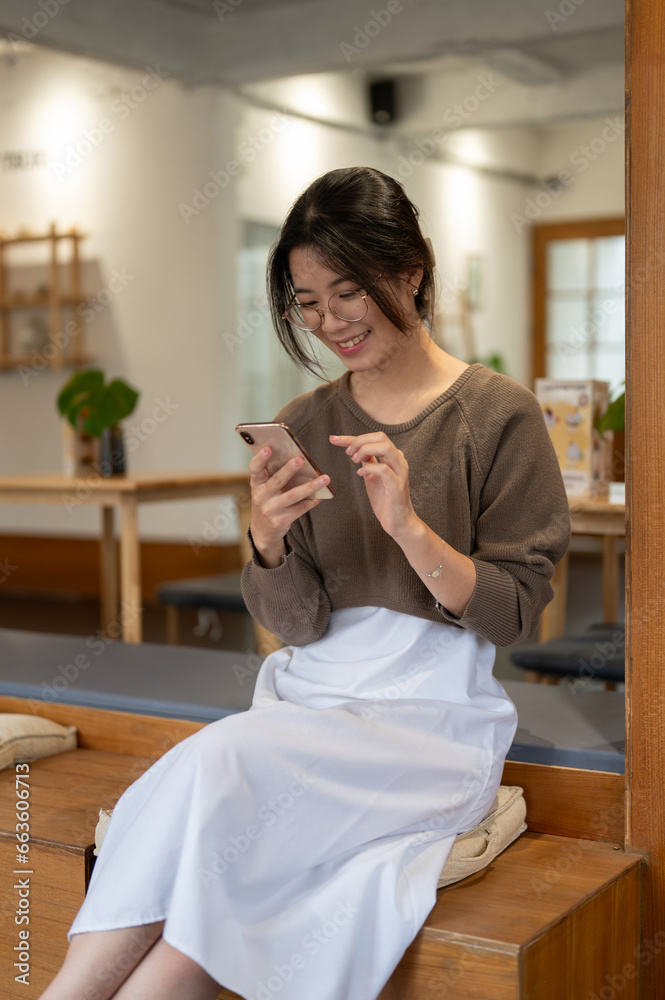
[{"xmin": 337, "ymin": 330, "xmax": 370, "ymax": 349}]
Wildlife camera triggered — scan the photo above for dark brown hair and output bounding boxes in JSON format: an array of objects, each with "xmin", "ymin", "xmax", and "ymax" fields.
[{"xmin": 267, "ymin": 166, "xmax": 436, "ymax": 380}]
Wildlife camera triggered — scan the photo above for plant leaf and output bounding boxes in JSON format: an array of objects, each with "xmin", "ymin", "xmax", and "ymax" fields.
[
  {"xmin": 596, "ymin": 391, "xmax": 625, "ymax": 434},
  {"xmin": 468, "ymin": 353, "xmax": 507, "ymax": 375},
  {"xmin": 83, "ymin": 379, "xmax": 139, "ymax": 436},
  {"xmin": 57, "ymin": 370, "xmax": 139, "ymax": 436},
  {"xmin": 57, "ymin": 370, "xmax": 105, "ymax": 428}
]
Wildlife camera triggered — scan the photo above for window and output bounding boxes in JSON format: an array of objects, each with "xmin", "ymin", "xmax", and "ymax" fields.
[
  {"xmin": 532, "ymin": 218, "xmax": 625, "ymax": 389},
  {"xmin": 236, "ymin": 220, "xmax": 346, "ymax": 422}
]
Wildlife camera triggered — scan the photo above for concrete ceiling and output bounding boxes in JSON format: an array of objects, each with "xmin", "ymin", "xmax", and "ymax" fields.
[{"xmin": 0, "ymin": 0, "xmax": 624, "ymax": 88}]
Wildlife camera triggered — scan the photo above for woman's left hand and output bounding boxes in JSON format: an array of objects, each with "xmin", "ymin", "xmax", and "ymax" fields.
[{"xmin": 329, "ymin": 432, "xmax": 419, "ymax": 541}]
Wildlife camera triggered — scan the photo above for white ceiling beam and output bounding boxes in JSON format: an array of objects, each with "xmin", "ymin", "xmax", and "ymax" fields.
[{"xmin": 0, "ymin": 0, "xmax": 624, "ymax": 86}]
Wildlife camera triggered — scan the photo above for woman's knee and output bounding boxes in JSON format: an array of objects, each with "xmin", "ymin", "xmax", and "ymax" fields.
[{"xmin": 159, "ymin": 938, "xmax": 219, "ymax": 988}]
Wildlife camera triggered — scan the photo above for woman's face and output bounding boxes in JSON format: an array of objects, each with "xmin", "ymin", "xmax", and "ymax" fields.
[{"xmin": 287, "ymin": 247, "xmax": 420, "ymax": 372}]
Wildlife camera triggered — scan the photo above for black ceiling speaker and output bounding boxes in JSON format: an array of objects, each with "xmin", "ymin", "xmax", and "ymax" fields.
[{"xmin": 369, "ymin": 79, "xmax": 397, "ymax": 125}]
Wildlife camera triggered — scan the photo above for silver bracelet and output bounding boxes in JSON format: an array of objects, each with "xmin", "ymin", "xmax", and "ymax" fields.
[{"xmin": 418, "ymin": 537, "xmax": 446, "ymax": 610}]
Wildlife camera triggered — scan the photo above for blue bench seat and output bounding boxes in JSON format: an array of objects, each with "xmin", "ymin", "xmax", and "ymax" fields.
[{"xmin": 0, "ymin": 627, "xmax": 624, "ymax": 772}]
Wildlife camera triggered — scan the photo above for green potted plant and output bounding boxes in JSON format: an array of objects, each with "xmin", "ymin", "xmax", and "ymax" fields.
[
  {"xmin": 468, "ymin": 352, "xmax": 507, "ymax": 374},
  {"xmin": 596, "ymin": 381, "xmax": 625, "ymax": 433},
  {"xmin": 595, "ymin": 381, "xmax": 625, "ymax": 484},
  {"xmin": 57, "ymin": 369, "xmax": 140, "ymax": 477}
]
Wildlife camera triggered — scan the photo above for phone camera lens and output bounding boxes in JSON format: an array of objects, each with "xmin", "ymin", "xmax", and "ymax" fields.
[{"xmin": 242, "ymin": 432, "xmax": 254, "ymax": 444}]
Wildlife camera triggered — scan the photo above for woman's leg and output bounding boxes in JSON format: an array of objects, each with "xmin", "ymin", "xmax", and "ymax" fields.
[
  {"xmin": 39, "ymin": 922, "xmax": 222, "ymax": 1000},
  {"xmin": 38, "ymin": 921, "xmax": 165, "ymax": 1000},
  {"xmin": 109, "ymin": 936, "xmax": 222, "ymax": 1000}
]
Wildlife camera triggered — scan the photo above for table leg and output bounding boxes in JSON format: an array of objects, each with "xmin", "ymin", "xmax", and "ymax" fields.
[
  {"xmin": 99, "ymin": 506, "xmax": 118, "ymax": 637},
  {"xmin": 538, "ymin": 550, "xmax": 570, "ymax": 643},
  {"xmin": 602, "ymin": 534, "xmax": 620, "ymax": 623},
  {"xmin": 235, "ymin": 486, "xmax": 252, "ymax": 564},
  {"xmin": 119, "ymin": 496, "xmax": 142, "ymax": 643},
  {"xmin": 165, "ymin": 605, "xmax": 179, "ymax": 645}
]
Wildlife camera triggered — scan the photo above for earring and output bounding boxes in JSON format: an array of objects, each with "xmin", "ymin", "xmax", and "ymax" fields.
[{"xmin": 411, "ymin": 286, "xmax": 418, "ymax": 296}]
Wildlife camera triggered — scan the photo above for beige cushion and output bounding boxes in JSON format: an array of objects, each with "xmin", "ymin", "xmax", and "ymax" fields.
[
  {"xmin": 0, "ymin": 713, "xmax": 78, "ymax": 771},
  {"xmin": 94, "ymin": 807, "xmax": 113, "ymax": 855},
  {"xmin": 437, "ymin": 784, "xmax": 527, "ymax": 888},
  {"xmin": 95, "ymin": 785, "xmax": 527, "ymax": 875}
]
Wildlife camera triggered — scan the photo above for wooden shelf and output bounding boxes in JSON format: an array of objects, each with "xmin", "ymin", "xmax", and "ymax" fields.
[
  {"xmin": 0, "ymin": 222, "xmax": 91, "ymax": 373},
  {"xmin": 0, "ymin": 294, "xmax": 87, "ymax": 309},
  {"xmin": 0, "ymin": 227, "xmax": 84, "ymax": 245},
  {"xmin": 0, "ymin": 354, "xmax": 93, "ymax": 371}
]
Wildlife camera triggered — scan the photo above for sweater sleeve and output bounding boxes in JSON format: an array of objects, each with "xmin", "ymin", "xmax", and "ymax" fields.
[
  {"xmin": 240, "ymin": 520, "xmax": 331, "ymax": 647},
  {"xmin": 435, "ymin": 389, "xmax": 571, "ymax": 647},
  {"xmin": 239, "ymin": 396, "xmax": 332, "ymax": 647}
]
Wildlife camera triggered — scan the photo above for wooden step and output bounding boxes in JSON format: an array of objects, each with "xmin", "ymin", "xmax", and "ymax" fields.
[
  {"xmin": 213, "ymin": 832, "xmax": 642, "ymax": 1000},
  {"xmin": 0, "ymin": 700, "xmax": 640, "ymax": 1000},
  {"xmin": 379, "ymin": 832, "xmax": 641, "ymax": 1000},
  {"xmin": 0, "ymin": 748, "xmax": 157, "ymax": 1000}
]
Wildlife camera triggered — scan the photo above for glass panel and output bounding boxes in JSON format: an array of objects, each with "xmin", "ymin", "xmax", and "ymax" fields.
[
  {"xmin": 546, "ymin": 296, "xmax": 589, "ymax": 358},
  {"xmin": 545, "ymin": 237, "xmax": 625, "ymax": 385},
  {"xmin": 590, "ymin": 347, "xmax": 625, "ymax": 386},
  {"xmin": 236, "ymin": 220, "xmax": 346, "ymax": 427},
  {"xmin": 591, "ymin": 295, "xmax": 625, "ymax": 345},
  {"xmin": 593, "ymin": 236, "xmax": 625, "ymax": 291},
  {"xmin": 546, "ymin": 341, "xmax": 589, "ymax": 380},
  {"xmin": 548, "ymin": 239, "xmax": 589, "ymax": 291},
  {"xmin": 237, "ymin": 221, "xmax": 298, "ymax": 422}
]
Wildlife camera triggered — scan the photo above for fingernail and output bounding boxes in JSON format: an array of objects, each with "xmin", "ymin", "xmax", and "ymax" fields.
[
  {"xmin": 292, "ymin": 457, "xmax": 302, "ymax": 466},
  {"xmin": 262, "ymin": 447, "xmax": 270, "ymax": 455},
  {"xmin": 329, "ymin": 434, "xmax": 338, "ymax": 440},
  {"xmin": 318, "ymin": 476, "xmax": 329, "ymax": 484}
]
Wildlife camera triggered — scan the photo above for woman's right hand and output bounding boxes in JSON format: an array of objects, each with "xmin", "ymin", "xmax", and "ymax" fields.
[{"xmin": 248, "ymin": 447, "xmax": 329, "ymax": 566}]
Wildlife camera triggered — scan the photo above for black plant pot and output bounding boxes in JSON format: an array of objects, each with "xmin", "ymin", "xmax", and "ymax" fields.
[{"xmin": 100, "ymin": 425, "xmax": 126, "ymax": 476}]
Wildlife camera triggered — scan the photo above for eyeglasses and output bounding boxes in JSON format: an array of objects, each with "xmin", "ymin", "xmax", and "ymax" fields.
[{"xmin": 282, "ymin": 273, "xmax": 383, "ymax": 332}]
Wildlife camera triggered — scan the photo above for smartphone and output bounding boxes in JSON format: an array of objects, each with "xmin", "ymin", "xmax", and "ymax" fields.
[{"xmin": 235, "ymin": 422, "xmax": 335, "ymax": 500}]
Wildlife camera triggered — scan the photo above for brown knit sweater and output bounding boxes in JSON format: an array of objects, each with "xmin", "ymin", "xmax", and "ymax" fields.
[{"xmin": 240, "ymin": 363, "xmax": 571, "ymax": 648}]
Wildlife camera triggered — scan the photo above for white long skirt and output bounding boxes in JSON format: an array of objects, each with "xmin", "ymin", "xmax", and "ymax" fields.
[{"xmin": 68, "ymin": 606, "xmax": 518, "ymax": 1000}]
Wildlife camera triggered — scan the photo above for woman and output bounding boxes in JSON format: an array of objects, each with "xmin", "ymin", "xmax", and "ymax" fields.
[{"xmin": 45, "ymin": 166, "xmax": 570, "ymax": 1000}]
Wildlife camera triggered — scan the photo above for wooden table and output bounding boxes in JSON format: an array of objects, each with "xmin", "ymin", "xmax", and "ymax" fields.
[
  {"xmin": 539, "ymin": 493, "xmax": 626, "ymax": 642},
  {"xmin": 0, "ymin": 471, "xmax": 256, "ymax": 644}
]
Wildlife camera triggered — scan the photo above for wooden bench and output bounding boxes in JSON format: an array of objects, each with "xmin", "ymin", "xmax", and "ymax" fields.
[{"xmin": 0, "ymin": 697, "xmax": 641, "ymax": 1000}]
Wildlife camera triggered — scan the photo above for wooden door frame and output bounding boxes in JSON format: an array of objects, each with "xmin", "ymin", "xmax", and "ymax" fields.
[
  {"xmin": 625, "ymin": 1, "xmax": 665, "ymax": 996},
  {"xmin": 527, "ymin": 5, "xmax": 664, "ymax": 991}
]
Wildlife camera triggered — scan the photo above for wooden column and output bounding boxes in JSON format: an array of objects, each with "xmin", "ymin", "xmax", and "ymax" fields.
[
  {"xmin": 625, "ymin": 0, "xmax": 665, "ymax": 995},
  {"xmin": 0, "ymin": 242, "xmax": 8, "ymax": 366},
  {"xmin": 48, "ymin": 222, "xmax": 63, "ymax": 372},
  {"xmin": 70, "ymin": 232, "xmax": 83, "ymax": 365}
]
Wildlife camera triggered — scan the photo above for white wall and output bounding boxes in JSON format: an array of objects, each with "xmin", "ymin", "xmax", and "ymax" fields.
[
  {"xmin": 533, "ymin": 116, "xmax": 625, "ymax": 219},
  {"xmin": 0, "ymin": 52, "xmax": 623, "ymax": 543},
  {"xmin": 0, "ymin": 46, "xmax": 240, "ymax": 541},
  {"xmin": 237, "ymin": 75, "xmax": 623, "ymax": 385}
]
